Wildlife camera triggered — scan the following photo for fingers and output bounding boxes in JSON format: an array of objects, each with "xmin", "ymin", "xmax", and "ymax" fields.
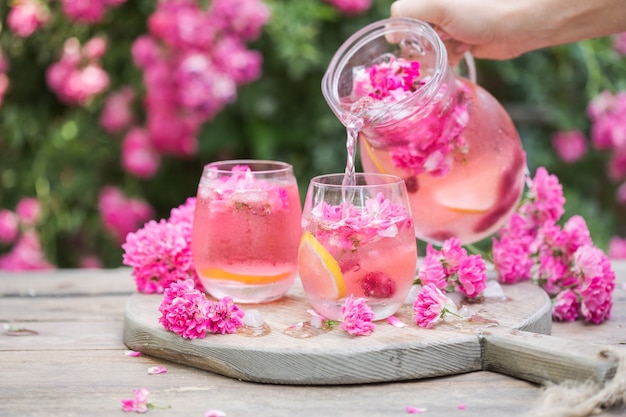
[{"xmin": 390, "ymin": 0, "xmax": 444, "ymax": 25}]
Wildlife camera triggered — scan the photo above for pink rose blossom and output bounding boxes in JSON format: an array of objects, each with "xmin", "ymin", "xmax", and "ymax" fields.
[
  {"xmin": 580, "ymin": 276, "xmax": 614, "ymax": 324},
  {"xmin": 78, "ymin": 255, "xmax": 103, "ymax": 269},
  {"xmin": 416, "ymin": 245, "xmax": 447, "ymax": 289},
  {"xmin": 158, "ymin": 279, "xmax": 212, "ymax": 339},
  {"xmin": 7, "ymin": 0, "xmax": 50, "ymax": 38},
  {"xmin": 573, "ymin": 245, "xmax": 606, "ymax": 279},
  {"xmin": 608, "ymin": 236, "xmax": 626, "ymax": 259},
  {"xmin": 340, "ymin": 295, "xmax": 376, "ymax": 336},
  {"xmin": 608, "ymin": 148, "xmax": 626, "ymax": 182},
  {"xmin": 326, "ymin": 0, "xmax": 372, "ymax": 15},
  {"xmin": 100, "ymin": 86, "xmax": 135, "ymax": 134},
  {"xmin": 552, "ymin": 289, "xmax": 579, "ymax": 322},
  {"xmin": 204, "ymin": 296, "xmax": 246, "ymax": 335},
  {"xmin": 456, "ymin": 254, "xmax": 487, "ymax": 298},
  {"xmin": 209, "ymin": 0, "xmax": 271, "ymax": 40},
  {"xmin": 121, "ymin": 387, "xmax": 150, "ymax": 413},
  {"xmin": 15, "ymin": 197, "xmax": 41, "ymax": 226},
  {"xmin": 414, "ymin": 283, "xmax": 458, "ymax": 328},
  {"xmin": 0, "ymin": 209, "xmax": 19, "ymax": 244},
  {"xmin": 0, "ymin": 230, "xmax": 54, "ymax": 271},
  {"xmin": 121, "ymin": 127, "xmax": 161, "ymax": 178},
  {"xmin": 551, "ymin": 130, "xmax": 588, "ymax": 163},
  {"xmin": 616, "ymin": 182, "xmax": 626, "ymax": 205},
  {"xmin": 99, "ymin": 186, "xmax": 154, "ymax": 243},
  {"xmin": 122, "ymin": 220, "xmax": 196, "ymax": 294},
  {"xmin": 520, "ymin": 167, "xmax": 565, "ymax": 226}
]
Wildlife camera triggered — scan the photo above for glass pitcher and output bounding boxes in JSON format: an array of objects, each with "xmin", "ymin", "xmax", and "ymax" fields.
[{"xmin": 322, "ymin": 18, "xmax": 527, "ymax": 245}]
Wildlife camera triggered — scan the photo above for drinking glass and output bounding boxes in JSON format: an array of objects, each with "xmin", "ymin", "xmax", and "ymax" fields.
[
  {"xmin": 191, "ymin": 160, "xmax": 302, "ymax": 303},
  {"xmin": 298, "ymin": 173, "xmax": 417, "ymax": 321}
]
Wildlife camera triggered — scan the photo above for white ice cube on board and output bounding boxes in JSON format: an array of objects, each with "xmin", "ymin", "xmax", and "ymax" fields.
[{"xmin": 243, "ymin": 309, "xmax": 265, "ymax": 327}]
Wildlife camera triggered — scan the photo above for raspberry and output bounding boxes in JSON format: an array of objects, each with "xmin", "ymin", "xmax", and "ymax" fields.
[{"xmin": 361, "ymin": 271, "xmax": 396, "ymax": 298}]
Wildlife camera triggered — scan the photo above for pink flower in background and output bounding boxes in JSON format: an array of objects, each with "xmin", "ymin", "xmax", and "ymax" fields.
[
  {"xmin": 210, "ymin": 0, "xmax": 270, "ymax": 40},
  {"xmin": 340, "ymin": 295, "xmax": 376, "ymax": 336},
  {"xmin": 121, "ymin": 127, "xmax": 161, "ymax": 178},
  {"xmin": 0, "ymin": 230, "xmax": 54, "ymax": 271},
  {"xmin": 587, "ymin": 90, "xmax": 626, "ymax": 150},
  {"xmin": 608, "ymin": 236, "xmax": 626, "ymax": 259},
  {"xmin": 414, "ymin": 283, "xmax": 458, "ymax": 328},
  {"xmin": 613, "ymin": 32, "xmax": 626, "ymax": 55},
  {"xmin": 608, "ymin": 148, "xmax": 626, "ymax": 182},
  {"xmin": 616, "ymin": 182, "xmax": 626, "ymax": 206},
  {"xmin": 0, "ymin": 209, "xmax": 19, "ymax": 245},
  {"xmin": 98, "ymin": 186, "xmax": 154, "ymax": 243},
  {"xmin": 0, "ymin": 73, "xmax": 8, "ymax": 108},
  {"xmin": 78, "ymin": 255, "xmax": 103, "ymax": 269},
  {"xmin": 325, "ymin": 0, "xmax": 372, "ymax": 15},
  {"xmin": 61, "ymin": 0, "xmax": 126, "ymax": 24},
  {"xmin": 552, "ymin": 130, "xmax": 588, "ymax": 163},
  {"xmin": 552, "ymin": 289, "xmax": 579, "ymax": 321},
  {"xmin": 15, "ymin": 197, "xmax": 41, "ymax": 226},
  {"xmin": 46, "ymin": 37, "xmax": 110, "ymax": 105},
  {"xmin": 7, "ymin": 0, "xmax": 50, "ymax": 38},
  {"xmin": 100, "ymin": 86, "xmax": 135, "ymax": 134}
]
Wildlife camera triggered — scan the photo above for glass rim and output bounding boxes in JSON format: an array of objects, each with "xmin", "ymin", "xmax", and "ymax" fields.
[
  {"xmin": 203, "ymin": 159, "xmax": 293, "ymax": 174},
  {"xmin": 310, "ymin": 172, "xmax": 405, "ymax": 188}
]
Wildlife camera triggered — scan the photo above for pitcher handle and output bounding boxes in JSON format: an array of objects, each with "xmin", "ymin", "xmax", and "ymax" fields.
[{"xmin": 463, "ymin": 51, "xmax": 477, "ymax": 84}]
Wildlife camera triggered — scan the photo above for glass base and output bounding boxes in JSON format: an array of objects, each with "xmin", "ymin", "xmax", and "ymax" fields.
[
  {"xmin": 309, "ymin": 297, "xmax": 403, "ymax": 321},
  {"xmin": 200, "ymin": 277, "xmax": 295, "ymax": 304}
]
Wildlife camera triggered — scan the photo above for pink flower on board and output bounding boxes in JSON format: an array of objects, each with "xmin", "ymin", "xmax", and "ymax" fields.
[
  {"xmin": 158, "ymin": 279, "xmax": 212, "ymax": 339},
  {"xmin": 340, "ymin": 295, "xmax": 376, "ymax": 336},
  {"xmin": 204, "ymin": 296, "xmax": 246, "ymax": 335},
  {"xmin": 416, "ymin": 245, "xmax": 447, "ymax": 290},
  {"xmin": 580, "ymin": 275, "xmax": 614, "ymax": 324},
  {"xmin": 121, "ymin": 387, "xmax": 150, "ymax": 413},
  {"xmin": 7, "ymin": 0, "xmax": 50, "ymax": 38},
  {"xmin": 0, "ymin": 209, "xmax": 19, "ymax": 244},
  {"xmin": 552, "ymin": 289, "xmax": 579, "ymax": 322},
  {"xmin": 456, "ymin": 254, "xmax": 487, "ymax": 298},
  {"xmin": 414, "ymin": 283, "xmax": 458, "ymax": 328},
  {"xmin": 552, "ymin": 130, "xmax": 588, "ymax": 163}
]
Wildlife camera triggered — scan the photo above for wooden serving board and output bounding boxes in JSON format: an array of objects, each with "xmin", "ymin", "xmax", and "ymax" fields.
[{"xmin": 123, "ymin": 279, "xmax": 619, "ymax": 385}]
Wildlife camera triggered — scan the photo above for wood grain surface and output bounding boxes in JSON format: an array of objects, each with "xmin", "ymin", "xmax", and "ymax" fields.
[{"xmin": 124, "ymin": 279, "xmax": 568, "ymax": 384}]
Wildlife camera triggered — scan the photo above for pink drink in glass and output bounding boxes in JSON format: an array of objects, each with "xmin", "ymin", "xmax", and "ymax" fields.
[
  {"xmin": 191, "ymin": 160, "xmax": 302, "ymax": 303},
  {"xmin": 298, "ymin": 173, "xmax": 417, "ymax": 320}
]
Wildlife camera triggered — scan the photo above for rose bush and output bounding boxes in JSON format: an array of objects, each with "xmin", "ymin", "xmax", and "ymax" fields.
[{"xmin": 0, "ymin": 0, "xmax": 625, "ymax": 268}]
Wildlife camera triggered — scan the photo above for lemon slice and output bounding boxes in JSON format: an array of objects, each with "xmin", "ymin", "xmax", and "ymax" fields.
[
  {"xmin": 197, "ymin": 267, "xmax": 293, "ymax": 285},
  {"xmin": 297, "ymin": 232, "xmax": 346, "ymax": 299},
  {"xmin": 433, "ymin": 170, "xmax": 498, "ymax": 214},
  {"xmin": 361, "ymin": 138, "xmax": 388, "ymax": 174}
]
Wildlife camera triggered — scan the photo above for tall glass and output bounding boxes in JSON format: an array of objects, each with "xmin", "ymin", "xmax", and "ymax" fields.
[
  {"xmin": 191, "ymin": 160, "xmax": 302, "ymax": 303},
  {"xmin": 322, "ymin": 18, "xmax": 527, "ymax": 244},
  {"xmin": 298, "ymin": 173, "xmax": 417, "ymax": 321}
]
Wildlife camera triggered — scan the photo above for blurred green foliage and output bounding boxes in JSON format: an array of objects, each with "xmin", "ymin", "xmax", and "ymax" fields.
[{"xmin": 0, "ymin": 0, "xmax": 624, "ymax": 267}]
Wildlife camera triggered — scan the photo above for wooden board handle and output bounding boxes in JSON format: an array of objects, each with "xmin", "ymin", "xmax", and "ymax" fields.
[{"xmin": 480, "ymin": 327, "xmax": 619, "ymax": 385}]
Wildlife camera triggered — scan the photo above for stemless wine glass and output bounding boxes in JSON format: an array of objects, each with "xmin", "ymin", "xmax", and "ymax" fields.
[
  {"xmin": 298, "ymin": 173, "xmax": 417, "ymax": 321},
  {"xmin": 191, "ymin": 160, "xmax": 302, "ymax": 303}
]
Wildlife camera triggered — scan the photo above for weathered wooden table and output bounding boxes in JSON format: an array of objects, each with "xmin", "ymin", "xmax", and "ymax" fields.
[{"xmin": 1, "ymin": 263, "xmax": 625, "ymax": 417}]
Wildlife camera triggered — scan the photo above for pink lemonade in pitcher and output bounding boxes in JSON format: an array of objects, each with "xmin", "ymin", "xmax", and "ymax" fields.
[
  {"xmin": 322, "ymin": 18, "xmax": 527, "ymax": 245},
  {"xmin": 298, "ymin": 173, "xmax": 417, "ymax": 321},
  {"xmin": 191, "ymin": 161, "xmax": 302, "ymax": 303}
]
